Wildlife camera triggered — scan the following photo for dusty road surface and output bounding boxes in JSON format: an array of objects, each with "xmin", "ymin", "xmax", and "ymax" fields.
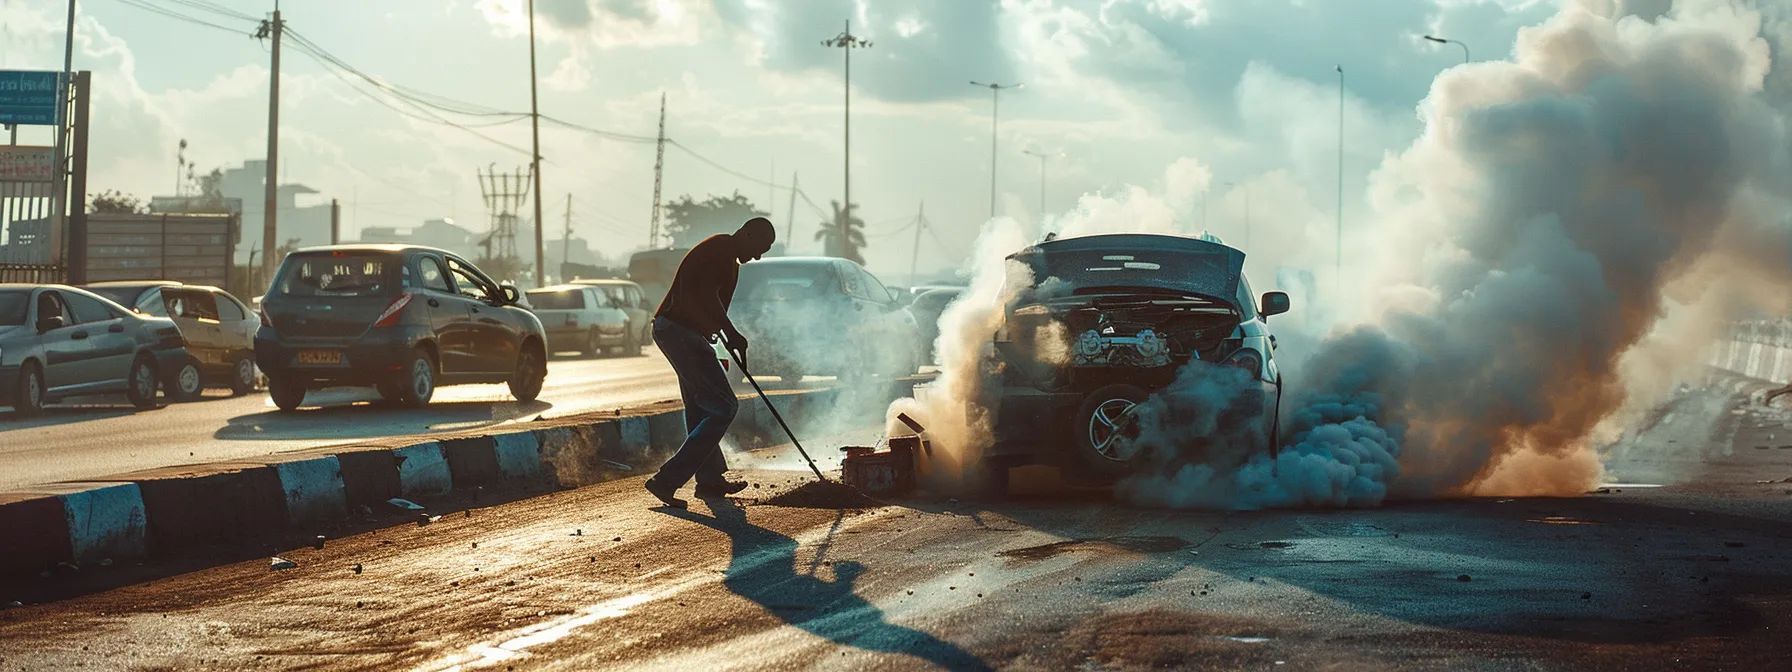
[
  {"xmin": 2, "ymin": 391, "xmax": 1791, "ymax": 671},
  {"xmin": 0, "ymin": 348, "xmax": 841, "ymax": 490}
]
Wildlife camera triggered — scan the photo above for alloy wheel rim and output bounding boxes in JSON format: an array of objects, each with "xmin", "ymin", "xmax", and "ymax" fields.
[
  {"xmin": 27, "ymin": 373, "xmax": 41, "ymax": 408},
  {"xmin": 179, "ymin": 365, "xmax": 201, "ymax": 395},
  {"xmin": 135, "ymin": 363, "xmax": 156, "ymax": 398},
  {"xmin": 412, "ymin": 359, "xmax": 432, "ymax": 398},
  {"xmin": 237, "ymin": 359, "xmax": 255, "ymax": 386},
  {"xmin": 1089, "ymin": 398, "xmax": 1138, "ymax": 461}
]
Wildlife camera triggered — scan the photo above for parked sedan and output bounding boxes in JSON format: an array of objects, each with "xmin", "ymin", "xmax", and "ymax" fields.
[
  {"xmin": 907, "ymin": 287, "xmax": 963, "ymax": 365},
  {"xmin": 254, "ymin": 245, "xmax": 548, "ymax": 411},
  {"xmin": 570, "ymin": 278, "xmax": 653, "ymax": 352},
  {"xmin": 0, "ymin": 284, "xmax": 189, "ymax": 414},
  {"xmin": 729, "ymin": 257, "xmax": 923, "ymax": 382},
  {"xmin": 527, "ymin": 285, "xmax": 630, "ymax": 357},
  {"xmin": 85, "ymin": 281, "xmax": 259, "ymax": 399}
]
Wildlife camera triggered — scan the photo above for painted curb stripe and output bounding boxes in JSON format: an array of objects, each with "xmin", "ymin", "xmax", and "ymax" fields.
[
  {"xmin": 61, "ymin": 483, "xmax": 147, "ymax": 564},
  {"xmin": 395, "ymin": 443, "xmax": 452, "ymax": 498},
  {"xmin": 273, "ymin": 457, "xmax": 349, "ymax": 525},
  {"xmin": 494, "ymin": 432, "xmax": 543, "ymax": 480}
]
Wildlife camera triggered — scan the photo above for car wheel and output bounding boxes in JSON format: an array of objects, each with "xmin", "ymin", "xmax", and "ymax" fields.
[
  {"xmin": 509, "ymin": 343, "xmax": 546, "ymax": 402},
  {"xmin": 1071, "ymin": 383, "xmax": 1151, "ymax": 480},
  {"xmin": 393, "ymin": 347, "xmax": 437, "ymax": 409},
  {"xmin": 169, "ymin": 357, "xmax": 203, "ymax": 402},
  {"xmin": 13, "ymin": 361, "xmax": 45, "ymax": 416},
  {"xmin": 126, "ymin": 355, "xmax": 160, "ymax": 410},
  {"xmin": 583, "ymin": 329, "xmax": 603, "ymax": 358},
  {"xmin": 623, "ymin": 329, "xmax": 642, "ymax": 357},
  {"xmin": 269, "ymin": 375, "xmax": 307, "ymax": 411},
  {"xmin": 229, "ymin": 356, "xmax": 257, "ymax": 396}
]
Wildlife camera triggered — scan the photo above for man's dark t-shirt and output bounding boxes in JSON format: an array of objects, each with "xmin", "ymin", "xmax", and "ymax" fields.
[{"xmin": 655, "ymin": 234, "xmax": 738, "ymax": 337}]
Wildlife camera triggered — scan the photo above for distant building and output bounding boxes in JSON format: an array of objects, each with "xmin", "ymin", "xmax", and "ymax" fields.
[
  {"xmin": 152, "ymin": 160, "xmax": 334, "ymax": 262},
  {"xmin": 356, "ymin": 218, "xmax": 474, "ymax": 258}
]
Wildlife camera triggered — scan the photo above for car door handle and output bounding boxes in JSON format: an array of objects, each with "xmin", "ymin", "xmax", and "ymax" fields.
[
  {"xmin": 471, "ymin": 307, "xmax": 481, "ymax": 314},
  {"xmin": 71, "ymin": 330, "xmax": 88, "ymax": 340},
  {"xmin": 108, "ymin": 323, "xmax": 124, "ymax": 333},
  {"xmin": 428, "ymin": 298, "xmax": 441, "ymax": 308}
]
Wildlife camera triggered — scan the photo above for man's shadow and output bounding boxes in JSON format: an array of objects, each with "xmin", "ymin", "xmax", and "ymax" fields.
[{"xmin": 667, "ymin": 499, "xmax": 992, "ymax": 671}]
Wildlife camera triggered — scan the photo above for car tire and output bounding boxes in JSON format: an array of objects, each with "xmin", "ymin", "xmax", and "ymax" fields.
[
  {"xmin": 228, "ymin": 356, "xmax": 257, "ymax": 396},
  {"xmin": 623, "ymin": 329, "xmax": 642, "ymax": 357},
  {"xmin": 583, "ymin": 329, "xmax": 602, "ymax": 359},
  {"xmin": 1071, "ymin": 383, "xmax": 1151, "ymax": 480},
  {"xmin": 13, "ymin": 361, "xmax": 45, "ymax": 416},
  {"xmin": 126, "ymin": 355, "xmax": 160, "ymax": 410},
  {"xmin": 169, "ymin": 357, "xmax": 203, "ymax": 402},
  {"xmin": 508, "ymin": 343, "xmax": 545, "ymax": 402},
  {"xmin": 269, "ymin": 375, "xmax": 307, "ymax": 411},
  {"xmin": 393, "ymin": 347, "xmax": 437, "ymax": 409}
]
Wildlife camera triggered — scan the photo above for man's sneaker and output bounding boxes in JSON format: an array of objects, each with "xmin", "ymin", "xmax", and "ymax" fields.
[
  {"xmin": 694, "ymin": 480, "xmax": 750, "ymax": 498},
  {"xmin": 644, "ymin": 477, "xmax": 687, "ymax": 509}
]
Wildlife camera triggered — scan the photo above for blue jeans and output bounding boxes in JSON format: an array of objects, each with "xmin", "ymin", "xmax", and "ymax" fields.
[{"xmin": 651, "ymin": 316, "xmax": 738, "ymax": 489}]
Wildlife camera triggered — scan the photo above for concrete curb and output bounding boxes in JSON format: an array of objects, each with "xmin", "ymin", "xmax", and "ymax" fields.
[{"xmin": 0, "ymin": 380, "xmax": 910, "ymax": 577}]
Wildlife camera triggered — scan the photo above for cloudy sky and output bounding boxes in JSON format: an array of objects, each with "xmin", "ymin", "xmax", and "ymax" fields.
[{"xmin": 0, "ymin": 0, "xmax": 1618, "ymax": 279}]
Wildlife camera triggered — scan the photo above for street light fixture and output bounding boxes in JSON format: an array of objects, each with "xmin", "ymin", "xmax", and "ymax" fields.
[
  {"xmin": 1423, "ymin": 35, "xmax": 1470, "ymax": 64},
  {"xmin": 823, "ymin": 22, "xmax": 872, "ymax": 255},
  {"xmin": 971, "ymin": 81, "xmax": 1022, "ymax": 221},
  {"xmin": 1021, "ymin": 149, "xmax": 1061, "ymax": 216}
]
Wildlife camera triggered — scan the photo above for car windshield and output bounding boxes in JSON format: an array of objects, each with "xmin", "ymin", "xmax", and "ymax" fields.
[
  {"xmin": 0, "ymin": 290, "xmax": 27, "ymax": 325},
  {"xmin": 528, "ymin": 289, "xmax": 584, "ymax": 310},
  {"xmin": 276, "ymin": 253, "xmax": 398, "ymax": 297},
  {"xmin": 87, "ymin": 285, "xmax": 149, "ymax": 308},
  {"xmin": 737, "ymin": 263, "xmax": 837, "ymax": 301}
]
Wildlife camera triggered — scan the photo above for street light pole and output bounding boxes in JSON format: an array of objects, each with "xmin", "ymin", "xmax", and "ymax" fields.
[
  {"xmin": 824, "ymin": 22, "xmax": 872, "ymax": 256},
  {"xmin": 971, "ymin": 81, "xmax": 1022, "ymax": 221},
  {"xmin": 1022, "ymin": 149, "xmax": 1059, "ymax": 215},
  {"xmin": 1423, "ymin": 35, "xmax": 1470, "ymax": 64},
  {"xmin": 527, "ymin": 0, "xmax": 546, "ymax": 288},
  {"xmin": 1336, "ymin": 65, "xmax": 1344, "ymax": 283}
]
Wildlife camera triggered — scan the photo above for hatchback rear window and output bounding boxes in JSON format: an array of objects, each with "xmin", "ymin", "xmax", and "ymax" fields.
[
  {"xmin": 0, "ymin": 290, "xmax": 27, "ymax": 326},
  {"xmin": 276, "ymin": 254, "xmax": 398, "ymax": 297},
  {"xmin": 527, "ymin": 289, "xmax": 585, "ymax": 310}
]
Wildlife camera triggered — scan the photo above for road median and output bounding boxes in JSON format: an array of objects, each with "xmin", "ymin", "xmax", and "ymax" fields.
[{"xmin": 0, "ymin": 379, "xmax": 915, "ymax": 579}]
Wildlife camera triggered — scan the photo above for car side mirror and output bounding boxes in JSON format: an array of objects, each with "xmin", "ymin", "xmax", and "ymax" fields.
[
  {"xmin": 499, "ymin": 283, "xmax": 521, "ymax": 306},
  {"xmin": 37, "ymin": 315, "xmax": 64, "ymax": 333},
  {"xmin": 1260, "ymin": 291, "xmax": 1291, "ymax": 318}
]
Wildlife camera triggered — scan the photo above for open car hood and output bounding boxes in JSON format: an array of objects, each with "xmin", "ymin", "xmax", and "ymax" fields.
[{"xmin": 1006, "ymin": 233, "xmax": 1245, "ymax": 307}]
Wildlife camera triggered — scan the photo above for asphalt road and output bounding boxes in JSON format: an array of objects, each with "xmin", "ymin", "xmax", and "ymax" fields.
[
  {"xmin": 2, "ymin": 388, "xmax": 1789, "ymax": 670},
  {"xmin": 0, "ymin": 346, "xmax": 756, "ymax": 491}
]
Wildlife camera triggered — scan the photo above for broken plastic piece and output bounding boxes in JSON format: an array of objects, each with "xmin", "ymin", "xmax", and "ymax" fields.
[
  {"xmin": 270, "ymin": 557, "xmax": 298, "ymax": 571},
  {"xmin": 388, "ymin": 498, "xmax": 425, "ymax": 511}
]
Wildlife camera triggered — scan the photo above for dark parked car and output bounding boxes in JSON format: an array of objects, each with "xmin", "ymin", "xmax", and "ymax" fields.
[
  {"xmin": 907, "ymin": 287, "xmax": 963, "ymax": 366},
  {"xmin": 85, "ymin": 281, "xmax": 259, "ymax": 399},
  {"xmin": 958, "ymin": 233, "xmax": 1289, "ymax": 492},
  {"xmin": 0, "ymin": 284, "xmax": 190, "ymax": 414},
  {"xmin": 729, "ymin": 257, "xmax": 923, "ymax": 382},
  {"xmin": 254, "ymin": 245, "xmax": 548, "ymax": 411}
]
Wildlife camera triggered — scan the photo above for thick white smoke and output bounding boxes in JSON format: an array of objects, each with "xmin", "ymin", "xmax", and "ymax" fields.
[{"xmin": 897, "ymin": 0, "xmax": 1792, "ymax": 508}]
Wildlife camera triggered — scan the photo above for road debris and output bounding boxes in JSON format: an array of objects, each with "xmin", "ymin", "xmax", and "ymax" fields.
[
  {"xmin": 270, "ymin": 557, "xmax": 297, "ymax": 571},
  {"xmin": 313, "ymin": 535, "xmax": 326, "ymax": 550},
  {"xmin": 759, "ymin": 481, "xmax": 880, "ymax": 509},
  {"xmin": 1457, "ymin": 575, "xmax": 1472, "ymax": 582},
  {"xmin": 388, "ymin": 498, "xmax": 425, "ymax": 511},
  {"xmin": 352, "ymin": 564, "xmax": 363, "ymax": 575}
]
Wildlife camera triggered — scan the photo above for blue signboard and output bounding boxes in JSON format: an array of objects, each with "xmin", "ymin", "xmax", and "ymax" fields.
[{"xmin": 0, "ymin": 70, "xmax": 63, "ymax": 126}]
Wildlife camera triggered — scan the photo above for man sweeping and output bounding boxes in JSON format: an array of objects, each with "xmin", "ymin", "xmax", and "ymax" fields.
[{"xmin": 644, "ymin": 217, "xmax": 777, "ymax": 509}]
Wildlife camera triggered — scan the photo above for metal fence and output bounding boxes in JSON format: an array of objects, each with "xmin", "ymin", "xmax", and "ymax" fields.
[
  {"xmin": 1, "ymin": 174, "xmax": 57, "ymax": 266},
  {"xmin": 0, "ymin": 263, "xmax": 64, "ymax": 284}
]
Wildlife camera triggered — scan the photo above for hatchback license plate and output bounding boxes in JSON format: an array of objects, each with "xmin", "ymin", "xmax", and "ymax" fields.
[{"xmin": 297, "ymin": 350, "xmax": 342, "ymax": 365}]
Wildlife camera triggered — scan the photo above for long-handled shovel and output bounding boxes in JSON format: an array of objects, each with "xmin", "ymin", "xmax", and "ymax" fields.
[{"xmin": 728, "ymin": 349, "xmax": 829, "ymax": 483}]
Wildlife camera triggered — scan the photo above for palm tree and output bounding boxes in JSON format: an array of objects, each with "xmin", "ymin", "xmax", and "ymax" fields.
[{"xmin": 813, "ymin": 200, "xmax": 867, "ymax": 264}]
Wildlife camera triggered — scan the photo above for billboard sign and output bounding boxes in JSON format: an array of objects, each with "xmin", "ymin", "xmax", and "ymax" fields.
[
  {"xmin": 0, "ymin": 145, "xmax": 54, "ymax": 182},
  {"xmin": 0, "ymin": 70, "xmax": 63, "ymax": 125}
]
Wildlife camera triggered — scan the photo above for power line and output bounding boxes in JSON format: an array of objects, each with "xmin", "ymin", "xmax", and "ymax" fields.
[
  {"xmin": 159, "ymin": 0, "xmax": 256, "ymax": 21},
  {"xmin": 112, "ymin": 0, "xmax": 255, "ymax": 34},
  {"xmin": 540, "ymin": 114, "xmax": 659, "ymax": 144}
]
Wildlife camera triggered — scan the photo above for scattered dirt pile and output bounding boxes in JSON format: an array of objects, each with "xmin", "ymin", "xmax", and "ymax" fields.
[{"xmin": 757, "ymin": 481, "xmax": 882, "ymax": 509}]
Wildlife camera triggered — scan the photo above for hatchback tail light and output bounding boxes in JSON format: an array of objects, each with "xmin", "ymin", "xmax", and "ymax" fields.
[
  {"xmin": 1224, "ymin": 348, "xmax": 1263, "ymax": 379},
  {"xmin": 259, "ymin": 306, "xmax": 273, "ymax": 329},
  {"xmin": 372, "ymin": 293, "xmax": 414, "ymax": 328}
]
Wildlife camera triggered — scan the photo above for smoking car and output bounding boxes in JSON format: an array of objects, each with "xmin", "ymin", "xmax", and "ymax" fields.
[{"xmin": 967, "ymin": 232, "xmax": 1289, "ymax": 492}]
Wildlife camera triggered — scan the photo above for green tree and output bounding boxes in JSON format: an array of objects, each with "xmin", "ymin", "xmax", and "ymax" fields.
[
  {"xmin": 663, "ymin": 191, "xmax": 768, "ymax": 248},
  {"xmin": 89, "ymin": 190, "xmax": 146, "ymax": 214},
  {"xmin": 813, "ymin": 200, "xmax": 866, "ymax": 264}
]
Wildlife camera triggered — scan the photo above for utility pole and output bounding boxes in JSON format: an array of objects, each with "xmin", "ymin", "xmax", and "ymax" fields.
[
  {"xmin": 1336, "ymin": 65, "xmax": 1345, "ymax": 282},
  {"xmin": 647, "ymin": 93, "xmax": 666, "ymax": 248},
  {"xmin": 561, "ymin": 193, "xmax": 571, "ymax": 280},
  {"xmin": 1022, "ymin": 149, "xmax": 1058, "ymax": 216},
  {"xmin": 910, "ymin": 201, "xmax": 926, "ymax": 280},
  {"xmin": 784, "ymin": 171, "xmax": 799, "ymax": 246},
  {"xmin": 824, "ymin": 22, "xmax": 871, "ymax": 255},
  {"xmin": 970, "ymin": 81, "xmax": 1022, "ymax": 220},
  {"xmin": 52, "ymin": 0, "xmax": 74, "ymax": 271},
  {"xmin": 330, "ymin": 198, "xmax": 339, "ymax": 244},
  {"xmin": 258, "ymin": 5, "xmax": 282, "ymax": 282},
  {"xmin": 527, "ymin": 0, "xmax": 546, "ymax": 288}
]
